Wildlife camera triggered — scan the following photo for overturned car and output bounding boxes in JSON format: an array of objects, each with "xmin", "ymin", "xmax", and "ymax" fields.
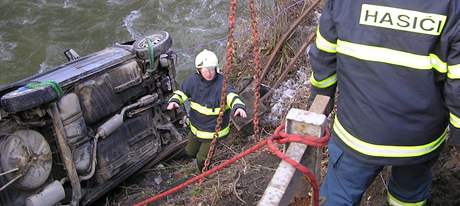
[{"xmin": 0, "ymin": 31, "xmax": 186, "ymax": 206}]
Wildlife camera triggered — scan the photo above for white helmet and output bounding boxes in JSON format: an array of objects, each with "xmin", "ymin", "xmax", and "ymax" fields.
[{"xmin": 195, "ymin": 49, "xmax": 218, "ymax": 69}]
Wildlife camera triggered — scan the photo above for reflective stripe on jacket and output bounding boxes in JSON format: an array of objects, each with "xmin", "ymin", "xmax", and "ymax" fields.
[
  {"xmin": 169, "ymin": 73, "xmax": 246, "ymax": 139},
  {"xmin": 309, "ymin": 0, "xmax": 460, "ymax": 165}
]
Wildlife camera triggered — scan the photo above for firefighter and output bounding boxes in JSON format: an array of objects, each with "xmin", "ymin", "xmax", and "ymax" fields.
[
  {"xmin": 167, "ymin": 49, "xmax": 247, "ymax": 171},
  {"xmin": 308, "ymin": 0, "xmax": 460, "ymax": 205}
]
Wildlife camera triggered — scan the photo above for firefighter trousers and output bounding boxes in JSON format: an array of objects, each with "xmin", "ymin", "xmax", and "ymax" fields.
[
  {"xmin": 320, "ymin": 138, "xmax": 438, "ymax": 206},
  {"xmin": 184, "ymin": 133, "xmax": 227, "ymax": 171}
]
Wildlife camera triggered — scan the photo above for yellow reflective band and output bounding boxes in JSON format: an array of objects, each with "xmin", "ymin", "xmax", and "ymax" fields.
[
  {"xmin": 336, "ymin": 40, "xmax": 447, "ymax": 72},
  {"xmin": 310, "ymin": 72, "xmax": 337, "ymax": 89},
  {"xmin": 171, "ymin": 90, "xmax": 188, "ymax": 104},
  {"xmin": 360, "ymin": 4, "xmax": 446, "ymax": 36},
  {"xmin": 315, "ymin": 27, "xmax": 337, "ymax": 53},
  {"xmin": 429, "ymin": 54, "xmax": 447, "ymax": 73},
  {"xmin": 388, "ymin": 191, "xmax": 426, "ymax": 206},
  {"xmin": 447, "ymin": 64, "xmax": 460, "ymax": 79},
  {"xmin": 333, "ymin": 117, "xmax": 446, "ymax": 157},
  {"xmin": 449, "ymin": 113, "xmax": 460, "ymax": 128},
  {"xmin": 231, "ymin": 98, "xmax": 245, "ymax": 108},
  {"xmin": 169, "ymin": 94, "xmax": 182, "ymax": 103},
  {"xmin": 227, "ymin": 92, "xmax": 245, "ymax": 108},
  {"xmin": 337, "ymin": 40, "xmax": 434, "ymax": 70},
  {"xmin": 190, "ymin": 101, "xmax": 229, "ymax": 116},
  {"xmin": 189, "ymin": 123, "xmax": 230, "ymax": 139},
  {"xmin": 226, "ymin": 92, "xmax": 238, "ymax": 107}
]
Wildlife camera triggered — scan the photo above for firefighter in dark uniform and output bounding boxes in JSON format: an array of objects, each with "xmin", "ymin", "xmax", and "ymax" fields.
[
  {"xmin": 167, "ymin": 49, "xmax": 247, "ymax": 171},
  {"xmin": 309, "ymin": 0, "xmax": 460, "ymax": 205}
]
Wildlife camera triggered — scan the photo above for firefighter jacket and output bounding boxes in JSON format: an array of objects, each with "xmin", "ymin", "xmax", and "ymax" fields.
[
  {"xmin": 309, "ymin": 0, "xmax": 460, "ymax": 165},
  {"xmin": 169, "ymin": 72, "xmax": 246, "ymax": 139}
]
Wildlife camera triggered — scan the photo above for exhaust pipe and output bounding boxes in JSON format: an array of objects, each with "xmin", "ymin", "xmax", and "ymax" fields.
[{"xmin": 80, "ymin": 94, "xmax": 158, "ymax": 181}]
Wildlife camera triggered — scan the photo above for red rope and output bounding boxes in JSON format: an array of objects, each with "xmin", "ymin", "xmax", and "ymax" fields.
[
  {"xmin": 133, "ymin": 124, "xmax": 330, "ymax": 206},
  {"xmin": 268, "ymin": 125, "xmax": 331, "ymax": 206},
  {"xmin": 133, "ymin": 140, "xmax": 268, "ymax": 206},
  {"xmin": 277, "ymin": 128, "xmax": 330, "ymax": 146}
]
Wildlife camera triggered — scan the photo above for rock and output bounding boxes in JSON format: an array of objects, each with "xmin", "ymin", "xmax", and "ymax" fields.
[{"xmin": 154, "ymin": 176, "xmax": 163, "ymax": 185}]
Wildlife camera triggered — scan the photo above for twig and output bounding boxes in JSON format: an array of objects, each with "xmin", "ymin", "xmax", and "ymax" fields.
[
  {"xmin": 211, "ymin": 175, "xmax": 222, "ymax": 206},
  {"xmin": 245, "ymin": 176, "xmax": 266, "ymax": 187},
  {"xmin": 453, "ymin": 147, "xmax": 460, "ymax": 162},
  {"xmin": 301, "ymin": 0, "xmax": 307, "ymax": 13},
  {"xmin": 141, "ymin": 164, "xmax": 185, "ymax": 172},
  {"xmin": 120, "ymin": 186, "xmax": 151, "ymax": 191},
  {"xmin": 233, "ymin": 171, "xmax": 247, "ymax": 204},
  {"xmin": 379, "ymin": 173, "xmax": 388, "ymax": 190},
  {"xmin": 124, "ymin": 187, "xmax": 128, "ymax": 201},
  {"xmin": 254, "ymin": 183, "xmax": 264, "ymax": 192},
  {"xmin": 250, "ymin": 164, "xmax": 276, "ymax": 172},
  {"xmin": 221, "ymin": 142, "xmax": 249, "ymax": 173},
  {"xmin": 211, "ymin": 184, "xmax": 220, "ymax": 206}
]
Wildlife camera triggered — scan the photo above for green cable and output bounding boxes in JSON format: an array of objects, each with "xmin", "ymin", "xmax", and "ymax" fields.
[
  {"xmin": 25, "ymin": 80, "xmax": 63, "ymax": 97},
  {"xmin": 146, "ymin": 38, "xmax": 155, "ymax": 73}
]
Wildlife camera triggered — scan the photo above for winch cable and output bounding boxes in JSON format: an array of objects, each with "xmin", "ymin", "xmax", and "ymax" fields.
[
  {"xmin": 133, "ymin": 124, "xmax": 330, "ymax": 206},
  {"xmin": 201, "ymin": 0, "xmax": 238, "ymax": 173},
  {"xmin": 0, "ymin": 168, "xmax": 18, "ymax": 176},
  {"xmin": 0, "ymin": 174, "xmax": 23, "ymax": 192},
  {"xmin": 0, "ymin": 168, "xmax": 21, "ymax": 192}
]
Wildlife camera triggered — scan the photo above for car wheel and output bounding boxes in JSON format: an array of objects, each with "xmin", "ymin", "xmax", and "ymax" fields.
[
  {"xmin": 1, "ymin": 130, "xmax": 52, "ymax": 190},
  {"xmin": 1, "ymin": 86, "xmax": 58, "ymax": 113},
  {"xmin": 133, "ymin": 31, "xmax": 172, "ymax": 60}
]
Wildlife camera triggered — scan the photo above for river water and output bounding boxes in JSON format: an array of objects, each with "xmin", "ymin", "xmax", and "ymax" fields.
[{"xmin": 0, "ymin": 0, "xmax": 276, "ymax": 84}]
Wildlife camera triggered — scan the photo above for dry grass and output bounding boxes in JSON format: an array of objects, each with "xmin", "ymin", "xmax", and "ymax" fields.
[{"xmin": 103, "ymin": 138, "xmax": 281, "ymax": 206}]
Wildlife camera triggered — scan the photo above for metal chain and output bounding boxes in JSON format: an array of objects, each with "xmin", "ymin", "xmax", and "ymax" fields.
[
  {"xmin": 248, "ymin": 0, "xmax": 261, "ymax": 141},
  {"xmin": 202, "ymin": 0, "xmax": 238, "ymax": 173}
]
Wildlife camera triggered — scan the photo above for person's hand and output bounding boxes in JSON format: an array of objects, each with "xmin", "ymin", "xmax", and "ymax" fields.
[
  {"xmin": 167, "ymin": 102, "xmax": 179, "ymax": 110},
  {"xmin": 234, "ymin": 108, "xmax": 247, "ymax": 118}
]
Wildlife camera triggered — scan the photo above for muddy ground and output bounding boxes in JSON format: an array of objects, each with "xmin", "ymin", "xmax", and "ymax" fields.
[
  {"xmin": 97, "ymin": 136, "xmax": 282, "ymax": 206},
  {"xmin": 430, "ymin": 147, "xmax": 460, "ymax": 205},
  {"xmin": 360, "ymin": 146, "xmax": 460, "ymax": 206},
  {"xmin": 97, "ymin": 140, "xmax": 460, "ymax": 206},
  {"xmin": 96, "ymin": 0, "xmax": 460, "ymax": 205}
]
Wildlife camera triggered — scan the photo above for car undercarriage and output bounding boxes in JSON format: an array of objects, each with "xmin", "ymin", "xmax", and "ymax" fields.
[{"xmin": 0, "ymin": 31, "xmax": 186, "ymax": 206}]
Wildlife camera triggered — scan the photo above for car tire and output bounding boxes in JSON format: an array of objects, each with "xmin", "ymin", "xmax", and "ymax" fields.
[
  {"xmin": 1, "ymin": 86, "xmax": 58, "ymax": 113},
  {"xmin": 133, "ymin": 31, "xmax": 172, "ymax": 60},
  {"xmin": 1, "ymin": 130, "xmax": 52, "ymax": 190}
]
